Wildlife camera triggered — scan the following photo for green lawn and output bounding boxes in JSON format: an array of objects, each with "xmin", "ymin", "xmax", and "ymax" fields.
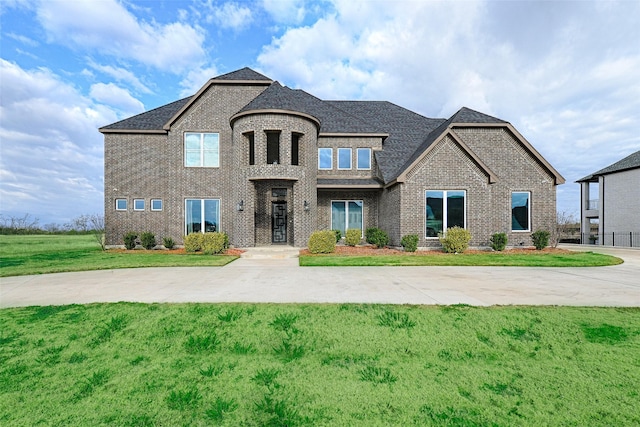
[
  {"xmin": 1, "ymin": 303, "xmax": 638, "ymax": 426},
  {"xmin": 300, "ymin": 251, "xmax": 623, "ymax": 267},
  {"xmin": 0, "ymin": 235, "xmax": 236, "ymax": 277}
]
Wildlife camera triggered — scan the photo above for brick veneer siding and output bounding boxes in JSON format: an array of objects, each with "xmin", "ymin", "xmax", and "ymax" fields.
[
  {"xmin": 316, "ymin": 190, "xmax": 380, "ymax": 239},
  {"xmin": 602, "ymin": 168, "xmax": 640, "ymax": 234},
  {"xmin": 400, "ymin": 128, "xmax": 557, "ymax": 248},
  {"xmin": 317, "ymin": 136, "xmax": 383, "ymax": 179},
  {"xmin": 378, "ymin": 184, "xmax": 402, "ymax": 245}
]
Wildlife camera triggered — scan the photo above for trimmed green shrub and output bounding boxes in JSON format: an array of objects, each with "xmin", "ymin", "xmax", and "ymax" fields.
[
  {"xmin": 401, "ymin": 234, "xmax": 419, "ymax": 252},
  {"xmin": 221, "ymin": 232, "xmax": 230, "ymax": 250},
  {"xmin": 308, "ymin": 230, "xmax": 336, "ymax": 254},
  {"xmin": 333, "ymin": 229, "xmax": 342, "ymax": 242},
  {"xmin": 184, "ymin": 233, "xmax": 204, "ymax": 252},
  {"xmin": 490, "ymin": 232, "xmax": 508, "ymax": 251},
  {"xmin": 163, "ymin": 237, "xmax": 176, "ymax": 250},
  {"xmin": 365, "ymin": 227, "xmax": 389, "ymax": 249},
  {"xmin": 140, "ymin": 232, "xmax": 156, "ymax": 250},
  {"xmin": 202, "ymin": 232, "xmax": 227, "ymax": 255},
  {"xmin": 345, "ymin": 228, "xmax": 361, "ymax": 246},
  {"xmin": 123, "ymin": 232, "xmax": 137, "ymax": 250},
  {"xmin": 438, "ymin": 226, "xmax": 471, "ymax": 253},
  {"xmin": 531, "ymin": 230, "xmax": 550, "ymax": 250}
]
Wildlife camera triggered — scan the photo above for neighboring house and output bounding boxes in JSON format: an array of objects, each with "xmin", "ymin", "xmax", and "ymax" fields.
[
  {"xmin": 577, "ymin": 150, "xmax": 640, "ymax": 247},
  {"xmin": 100, "ymin": 67, "xmax": 564, "ymax": 248}
]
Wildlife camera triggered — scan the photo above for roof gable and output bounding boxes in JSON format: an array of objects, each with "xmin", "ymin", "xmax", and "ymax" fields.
[
  {"xmin": 577, "ymin": 149, "xmax": 640, "ymax": 182},
  {"xmin": 213, "ymin": 67, "xmax": 272, "ymax": 81}
]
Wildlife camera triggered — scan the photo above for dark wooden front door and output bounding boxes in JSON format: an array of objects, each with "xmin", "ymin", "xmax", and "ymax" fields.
[{"xmin": 272, "ymin": 202, "xmax": 287, "ymax": 243}]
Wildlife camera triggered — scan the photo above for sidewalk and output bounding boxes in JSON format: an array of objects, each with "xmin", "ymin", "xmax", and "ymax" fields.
[{"xmin": 1, "ymin": 245, "xmax": 639, "ymax": 308}]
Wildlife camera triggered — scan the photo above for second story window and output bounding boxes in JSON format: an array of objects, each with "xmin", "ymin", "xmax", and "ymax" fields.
[
  {"xmin": 291, "ymin": 133, "xmax": 300, "ymax": 166},
  {"xmin": 338, "ymin": 148, "xmax": 352, "ymax": 170},
  {"xmin": 266, "ymin": 131, "xmax": 280, "ymax": 164},
  {"xmin": 357, "ymin": 148, "xmax": 371, "ymax": 170},
  {"xmin": 318, "ymin": 148, "xmax": 332, "ymax": 170},
  {"xmin": 185, "ymin": 133, "xmax": 219, "ymax": 167},
  {"xmin": 246, "ymin": 132, "xmax": 255, "ymax": 165}
]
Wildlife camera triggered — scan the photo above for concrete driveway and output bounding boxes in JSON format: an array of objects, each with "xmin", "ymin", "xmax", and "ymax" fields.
[{"xmin": 1, "ymin": 245, "xmax": 639, "ymax": 308}]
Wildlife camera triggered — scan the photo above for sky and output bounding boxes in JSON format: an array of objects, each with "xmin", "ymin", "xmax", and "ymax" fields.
[{"xmin": 1, "ymin": 0, "xmax": 639, "ymax": 227}]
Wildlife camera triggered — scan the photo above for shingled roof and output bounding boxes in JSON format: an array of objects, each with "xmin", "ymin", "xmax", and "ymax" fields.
[
  {"xmin": 213, "ymin": 67, "xmax": 272, "ymax": 81},
  {"xmin": 577, "ymin": 149, "xmax": 640, "ymax": 182},
  {"xmin": 99, "ymin": 97, "xmax": 191, "ymax": 132}
]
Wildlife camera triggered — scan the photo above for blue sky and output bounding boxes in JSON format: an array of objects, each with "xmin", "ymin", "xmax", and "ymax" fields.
[{"xmin": 1, "ymin": 0, "xmax": 639, "ymax": 227}]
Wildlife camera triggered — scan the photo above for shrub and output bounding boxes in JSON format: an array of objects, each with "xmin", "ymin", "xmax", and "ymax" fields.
[
  {"xmin": 531, "ymin": 230, "xmax": 550, "ymax": 250},
  {"xmin": 123, "ymin": 232, "xmax": 137, "ymax": 250},
  {"xmin": 490, "ymin": 232, "xmax": 508, "ymax": 251},
  {"xmin": 308, "ymin": 230, "xmax": 336, "ymax": 254},
  {"xmin": 202, "ymin": 232, "xmax": 227, "ymax": 255},
  {"xmin": 438, "ymin": 226, "xmax": 471, "ymax": 253},
  {"xmin": 401, "ymin": 234, "xmax": 419, "ymax": 252},
  {"xmin": 184, "ymin": 233, "xmax": 204, "ymax": 252},
  {"xmin": 163, "ymin": 237, "xmax": 176, "ymax": 250},
  {"xmin": 221, "ymin": 232, "xmax": 230, "ymax": 250},
  {"xmin": 345, "ymin": 228, "xmax": 361, "ymax": 246},
  {"xmin": 365, "ymin": 227, "xmax": 389, "ymax": 249},
  {"xmin": 140, "ymin": 232, "xmax": 156, "ymax": 250},
  {"xmin": 333, "ymin": 229, "xmax": 342, "ymax": 242}
]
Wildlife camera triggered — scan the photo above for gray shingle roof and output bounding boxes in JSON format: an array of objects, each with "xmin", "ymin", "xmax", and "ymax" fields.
[
  {"xmin": 577, "ymin": 150, "xmax": 640, "ymax": 182},
  {"xmin": 317, "ymin": 178, "xmax": 383, "ymax": 187},
  {"xmin": 99, "ymin": 97, "xmax": 191, "ymax": 131},
  {"xmin": 213, "ymin": 67, "xmax": 272, "ymax": 81}
]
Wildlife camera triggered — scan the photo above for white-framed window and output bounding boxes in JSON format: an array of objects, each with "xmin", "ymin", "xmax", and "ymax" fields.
[
  {"xmin": 426, "ymin": 190, "xmax": 466, "ymax": 237},
  {"xmin": 151, "ymin": 199, "xmax": 163, "ymax": 211},
  {"xmin": 134, "ymin": 199, "xmax": 145, "ymax": 211},
  {"xmin": 331, "ymin": 200, "xmax": 364, "ymax": 236},
  {"xmin": 185, "ymin": 199, "xmax": 220, "ymax": 234},
  {"xmin": 115, "ymin": 199, "xmax": 127, "ymax": 211},
  {"xmin": 185, "ymin": 132, "xmax": 220, "ymax": 167},
  {"xmin": 337, "ymin": 148, "xmax": 352, "ymax": 170},
  {"xmin": 357, "ymin": 148, "xmax": 371, "ymax": 170},
  {"xmin": 511, "ymin": 191, "xmax": 531, "ymax": 232},
  {"xmin": 318, "ymin": 147, "xmax": 332, "ymax": 170}
]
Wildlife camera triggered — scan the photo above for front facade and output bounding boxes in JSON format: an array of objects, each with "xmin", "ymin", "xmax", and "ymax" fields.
[
  {"xmin": 577, "ymin": 150, "xmax": 640, "ymax": 247},
  {"xmin": 100, "ymin": 68, "xmax": 564, "ymax": 248}
]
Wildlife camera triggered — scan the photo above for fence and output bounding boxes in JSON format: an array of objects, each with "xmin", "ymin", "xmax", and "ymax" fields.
[{"xmin": 580, "ymin": 232, "xmax": 640, "ymax": 248}]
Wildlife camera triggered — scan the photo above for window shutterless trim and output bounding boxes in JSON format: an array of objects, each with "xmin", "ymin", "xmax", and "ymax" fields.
[
  {"xmin": 511, "ymin": 191, "xmax": 531, "ymax": 232},
  {"xmin": 318, "ymin": 147, "xmax": 333, "ymax": 170},
  {"xmin": 115, "ymin": 199, "xmax": 127, "ymax": 211},
  {"xmin": 184, "ymin": 132, "xmax": 220, "ymax": 168},
  {"xmin": 330, "ymin": 200, "xmax": 364, "ymax": 237},
  {"xmin": 337, "ymin": 148, "xmax": 352, "ymax": 170},
  {"xmin": 425, "ymin": 190, "xmax": 467, "ymax": 238},
  {"xmin": 151, "ymin": 199, "xmax": 163, "ymax": 211},
  {"xmin": 133, "ymin": 199, "xmax": 145, "ymax": 211},
  {"xmin": 356, "ymin": 148, "xmax": 372, "ymax": 170}
]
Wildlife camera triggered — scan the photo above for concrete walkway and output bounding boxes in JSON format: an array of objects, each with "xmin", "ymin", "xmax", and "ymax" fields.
[{"xmin": 1, "ymin": 245, "xmax": 639, "ymax": 308}]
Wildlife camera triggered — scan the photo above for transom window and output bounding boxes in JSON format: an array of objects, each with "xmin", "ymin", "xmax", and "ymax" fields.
[
  {"xmin": 185, "ymin": 199, "xmax": 220, "ymax": 234},
  {"xmin": 512, "ymin": 192, "xmax": 531, "ymax": 231},
  {"xmin": 318, "ymin": 148, "xmax": 332, "ymax": 170},
  {"xmin": 426, "ymin": 190, "xmax": 466, "ymax": 237},
  {"xmin": 331, "ymin": 200, "xmax": 363, "ymax": 236},
  {"xmin": 357, "ymin": 148, "xmax": 371, "ymax": 170},
  {"xmin": 185, "ymin": 133, "xmax": 219, "ymax": 167},
  {"xmin": 338, "ymin": 148, "xmax": 352, "ymax": 170}
]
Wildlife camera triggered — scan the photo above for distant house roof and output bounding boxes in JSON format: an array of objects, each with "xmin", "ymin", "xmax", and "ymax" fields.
[{"xmin": 577, "ymin": 150, "xmax": 640, "ymax": 182}]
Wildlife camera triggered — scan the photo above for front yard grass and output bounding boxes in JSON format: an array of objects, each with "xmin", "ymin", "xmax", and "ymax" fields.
[
  {"xmin": 299, "ymin": 251, "xmax": 622, "ymax": 267},
  {"xmin": 0, "ymin": 235, "xmax": 236, "ymax": 277},
  {"xmin": 1, "ymin": 303, "xmax": 639, "ymax": 426}
]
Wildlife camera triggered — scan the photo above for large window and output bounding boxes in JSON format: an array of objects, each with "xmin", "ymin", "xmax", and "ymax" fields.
[
  {"xmin": 331, "ymin": 200, "xmax": 363, "ymax": 236},
  {"xmin": 318, "ymin": 148, "xmax": 332, "ymax": 170},
  {"xmin": 511, "ymin": 192, "xmax": 531, "ymax": 231},
  {"xmin": 426, "ymin": 190, "xmax": 466, "ymax": 237},
  {"xmin": 185, "ymin": 199, "xmax": 220, "ymax": 234},
  {"xmin": 357, "ymin": 148, "xmax": 371, "ymax": 170},
  {"xmin": 338, "ymin": 148, "xmax": 352, "ymax": 170},
  {"xmin": 266, "ymin": 131, "xmax": 280, "ymax": 164},
  {"xmin": 185, "ymin": 133, "xmax": 219, "ymax": 167}
]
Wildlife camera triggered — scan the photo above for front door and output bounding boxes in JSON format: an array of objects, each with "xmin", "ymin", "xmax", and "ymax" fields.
[{"xmin": 272, "ymin": 202, "xmax": 287, "ymax": 243}]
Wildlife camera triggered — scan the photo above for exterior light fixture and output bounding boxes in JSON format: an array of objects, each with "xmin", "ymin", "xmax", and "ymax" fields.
[
  {"xmin": 304, "ymin": 200, "xmax": 310, "ymax": 211},
  {"xmin": 237, "ymin": 200, "xmax": 244, "ymax": 211}
]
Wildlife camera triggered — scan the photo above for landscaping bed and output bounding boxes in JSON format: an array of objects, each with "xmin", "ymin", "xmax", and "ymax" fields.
[{"xmin": 300, "ymin": 245, "xmax": 572, "ymax": 256}]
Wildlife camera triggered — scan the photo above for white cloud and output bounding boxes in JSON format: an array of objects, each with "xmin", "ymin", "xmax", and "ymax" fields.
[
  {"xmin": 262, "ymin": 0, "xmax": 306, "ymax": 24},
  {"xmin": 212, "ymin": 2, "xmax": 253, "ymax": 30},
  {"xmin": 0, "ymin": 59, "xmax": 114, "ymax": 224},
  {"xmin": 179, "ymin": 65, "xmax": 220, "ymax": 97},
  {"xmin": 35, "ymin": 0, "xmax": 206, "ymax": 73},
  {"xmin": 86, "ymin": 60, "xmax": 153, "ymax": 94},
  {"xmin": 90, "ymin": 83, "xmax": 145, "ymax": 116}
]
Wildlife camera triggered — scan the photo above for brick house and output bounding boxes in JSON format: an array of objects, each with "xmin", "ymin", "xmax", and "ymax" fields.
[{"xmin": 100, "ymin": 67, "xmax": 564, "ymax": 248}]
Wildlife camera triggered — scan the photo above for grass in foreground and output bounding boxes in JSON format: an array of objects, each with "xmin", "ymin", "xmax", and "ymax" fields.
[
  {"xmin": 299, "ymin": 251, "xmax": 623, "ymax": 267},
  {"xmin": 0, "ymin": 235, "xmax": 236, "ymax": 277},
  {"xmin": 1, "ymin": 303, "xmax": 639, "ymax": 426}
]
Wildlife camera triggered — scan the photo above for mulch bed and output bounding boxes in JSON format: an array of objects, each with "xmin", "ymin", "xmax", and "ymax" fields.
[
  {"xmin": 299, "ymin": 245, "xmax": 571, "ymax": 256},
  {"xmin": 107, "ymin": 248, "xmax": 245, "ymax": 256}
]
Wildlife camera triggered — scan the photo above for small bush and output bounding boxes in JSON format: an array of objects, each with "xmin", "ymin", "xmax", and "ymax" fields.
[
  {"xmin": 333, "ymin": 229, "xmax": 342, "ymax": 242},
  {"xmin": 345, "ymin": 228, "xmax": 361, "ymax": 246},
  {"xmin": 184, "ymin": 233, "xmax": 204, "ymax": 252},
  {"xmin": 531, "ymin": 230, "xmax": 550, "ymax": 250},
  {"xmin": 401, "ymin": 234, "xmax": 419, "ymax": 252},
  {"xmin": 365, "ymin": 227, "xmax": 389, "ymax": 248},
  {"xmin": 439, "ymin": 226, "xmax": 471, "ymax": 253},
  {"xmin": 203, "ymin": 232, "xmax": 227, "ymax": 254},
  {"xmin": 490, "ymin": 232, "xmax": 508, "ymax": 251},
  {"xmin": 123, "ymin": 232, "xmax": 137, "ymax": 250},
  {"xmin": 163, "ymin": 236, "xmax": 176, "ymax": 250},
  {"xmin": 140, "ymin": 232, "xmax": 156, "ymax": 250},
  {"xmin": 221, "ymin": 232, "xmax": 230, "ymax": 250},
  {"xmin": 308, "ymin": 230, "xmax": 336, "ymax": 254}
]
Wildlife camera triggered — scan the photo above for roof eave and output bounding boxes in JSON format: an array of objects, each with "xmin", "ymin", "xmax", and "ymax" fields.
[
  {"xmin": 230, "ymin": 109, "xmax": 321, "ymax": 130},
  {"xmin": 99, "ymin": 128, "xmax": 167, "ymax": 135}
]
